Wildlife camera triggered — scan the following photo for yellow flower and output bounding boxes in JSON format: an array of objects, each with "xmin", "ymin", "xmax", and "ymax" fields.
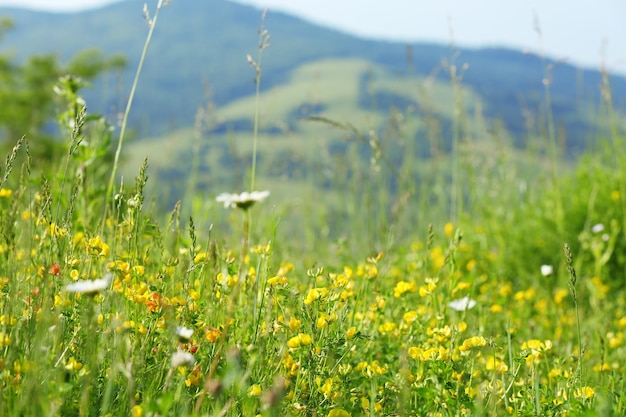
[
  {"xmin": 499, "ymin": 283, "xmax": 512, "ymax": 297},
  {"xmin": 574, "ymin": 386, "xmax": 595, "ymax": 400},
  {"xmin": 379, "ymin": 322, "xmax": 396, "ymax": 334},
  {"xmin": 365, "ymin": 264, "xmax": 378, "ymax": 278},
  {"xmin": 403, "ymin": 310, "xmax": 418, "ymax": 324},
  {"xmin": 521, "ymin": 339, "xmax": 552, "ymax": 365},
  {"xmin": 361, "ymin": 396, "xmax": 370, "ymax": 411},
  {"xmin": 611, "ymin": 190, "xmax": 620, "ymax": 202},
  {"xmin": 465, "ymin": 259, "xmax": 476, "ymax": 271},
  {"xmin": 193, "ymin": 252, "xmax": 207, "ymax": 263},
  {"xmin": 0, "ymin": 332, "xmax": 11, "ymax": 347},
  {"xmin": 130, "ymin": 405, "xmax": 143, "ymax": 417},
  {"xmin": 484, "ymin": 355, "xmax": 508, "ymax": 373},
  {"xmin": 185, "ymin": 372, "xmax": 201, "ymax": 387},
  {"xmin": 419, "ymin": 279, "xmax": 437, "ymax": 297},
  {"xmin": 319, "ymin": 378, "xmax": 333, "ymax": 398},
  {"xmin": 368, "ymin": 360, "xmax": 386, "ymax": 375},
  {"xmin": 304, "ymin": 287, "xmax": 328, "ymax": 305},
  {"xmin": 490, "ymin": 304, "xmax": 503, "ymax": 313},
  {"xmin": 553, "ymin": 288, "xmax": 569, "ymax": 305},
  {"xmin": 54, "ymin": 294, "xmax": 71, "ymax": 308},
  {"xmin": 267, "ymin": 275, "xmax": 288, "ymax": 286},
  {"xmin": 549, "ymin": 368, "xmax": 567, "ymax": 379},
  {"xmin": 137, "ymin": 323, "xmax": 148, "ymax": 336},
  {"xmin": 459, "ymin": 336, "xmax": 487, "ymax": 353},
  {"xmin": 346, "ymin": 327, "xmax": 357, "ymax": 339},
  {"xmin": 288, "ymin": 316, "xmax": 301, "ymax": 332},
  {"xmin": 287, "ymin": 336, "xmax": 300, "ymax": 349},
  {"xmin": 287, "ymin": 333, "xmax": 312, "ymax": 349},
  {"xmin": 247, "ymin": 384, "xmax": 262, "ymax": 397},
  {"xmin": 521, "ymin": 339, "xmax": 552, "ymax": 351},
  {"xmin": 48, "ymin": 222, "xmax": 68, "ymax": 238},
  {"xmin": 592, "ymin": 363, "xmax": 612, "ymax": 372},
  {"xmin": 430, "ymin": 247, "xmax": 446, "ymax": 269},
  {"xmin": 87, "ymin": 236, "xmax": 110, "ymax": 256},
  {"xmin": 393, "ymin": 280, "xmax": 416, "ymax": 297},
  {"xmin": 607, "ymin": 332, "xmax": 623, "ymax": 349},
  {"xmin": 277, "ymin": 261, "xmax": 294, "ymax": 275},
  {"xmin": 65, "ymin": 357, "xmax": 83, "ymax": 371},
  {"xmin": 327, "ymin": 409, "xmax": 351, "ymax": 417},
  {"xmin": 414, "ymin": 346, "xmax": 449, "ymax": 361},
  {"xmin": 299, "ymin": 333, "xmax": 312, "ymax": 345},
  {"xmin": 444, "ymin": 222, "xmax": 454, "ymax": 238},
  {"xmin": 408, "ymin": 346, "xmax": 421, "ymax": 360},
  {"xmin": 316, "ymin": 316, "xmax": 328, "ymax": 329},
  {"xmin": 250, "ymin": 242, "xmax": 271, "ymax": 254}
]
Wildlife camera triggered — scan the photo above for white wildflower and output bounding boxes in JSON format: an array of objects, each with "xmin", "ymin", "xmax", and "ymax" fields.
[
  {"xmin": 171, "ymin": 349, "xmax": 195, "ymax": 368},
  {"xmin": 175, "ymin": 326, "xmax": 194, "ymax": 342},
  {"xmin": 592, "ymin": 223, "xmax": 605, "ymax": 233},
  {"xmin": 448, "ymin": 296, "xmax": 477, "ymax": 311},
  {"xmin": 216, "ymin": 190, "xmax": 270, "ymax": 210},
  {"xmin": 540, "ymin": 265, "xmax": 553, "ymax": 276},
  {"xmin": 64, "ymin": 273, "xmax": 112, "ymax": 295}
]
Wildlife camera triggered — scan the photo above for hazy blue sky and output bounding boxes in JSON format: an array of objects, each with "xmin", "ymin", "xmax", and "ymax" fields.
[{"xmin": 0, "ymin": 0, "xmax": 624, "ymax": 75}]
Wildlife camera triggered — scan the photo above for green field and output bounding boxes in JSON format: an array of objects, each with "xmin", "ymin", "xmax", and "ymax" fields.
[{"xmin": 2, "ymin": 6, "xmax": 626, "ymax": 417}]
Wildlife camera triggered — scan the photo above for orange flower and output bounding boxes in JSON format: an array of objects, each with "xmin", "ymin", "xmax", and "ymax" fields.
[{"xmin": 205, "ymin": 328, "xmax": 222, "ymax": 343}]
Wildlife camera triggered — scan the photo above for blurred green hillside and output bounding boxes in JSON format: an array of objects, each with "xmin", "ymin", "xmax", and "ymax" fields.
[{"xmin": 0, "ymin": 0, "xmax": 623, "ymax": 151}]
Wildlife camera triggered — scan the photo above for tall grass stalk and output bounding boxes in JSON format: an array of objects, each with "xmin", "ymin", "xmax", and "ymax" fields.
[
  {"xmin": 248, "ymin": 8, "xmax": 270, "ymax": 192},
  {"xmin": 564, "ymin": 242, "xmax": 584, "ymax": 388},
  {"xmin": 0, "ymin": 135, "xmax": 24, "ymax": 189},
  {"xmin": 104, "ymin": 0, "xmax": 167, "ymax": 228}
]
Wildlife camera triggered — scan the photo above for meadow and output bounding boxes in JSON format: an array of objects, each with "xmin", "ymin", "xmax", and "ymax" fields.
[{"xmin": 1, "ymin": 3, "xmax": 626, "ymax": 417}]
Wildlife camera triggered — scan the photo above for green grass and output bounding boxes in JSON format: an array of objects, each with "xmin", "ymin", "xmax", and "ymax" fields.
[{"xmin": 3, "ymin": 6, "xmax": 626, "ymax": 417}]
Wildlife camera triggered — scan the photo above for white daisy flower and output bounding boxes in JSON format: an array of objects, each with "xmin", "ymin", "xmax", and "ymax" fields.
[
  {"xmin": 448, "ymin": 296, "xmax": 477, "ymax": 311},
  {"xmin": 591, "ymin": 223, "xmax": 605, "ymax": 233},
  {"xmin": 216, "ymin": 190, "xmax": 270, "ymax": 210},
  {"xmin": 175, "ymin": 326, "xmax": 194, "ymax": 342},
  {"xmin": 171, "ymin": 349, "xmax": 195, "ymax": 368},
  {"xmin": 540, "ymin": 265, "xmax": 553, "ymax": 277},
  {"xmin": 64, "ymin": 273, "xmax": 112, "ymax": 295}
]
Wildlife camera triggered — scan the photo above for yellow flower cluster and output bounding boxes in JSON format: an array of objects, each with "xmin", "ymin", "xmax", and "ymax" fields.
[
  {"xmin": 287, "ymin": 333, "xmax": 313, "ymax": 349},
  {"xmin": 393, "ymin": 280, "xmax": 416, "ymax": 298},
  {"xmin": 408, "ymin": 346, "xmax": 450, "ymax": 361},
  {"xmin": 459, "ymin": 336, "xmax": 487, "ymax": 354},
  {"xmin": 86, "ymin": 236, "xmax": 110, "ymax": 256},
  {"xmin": 304, "ymin": 288, "xmax": 329, "ymax": 305},
  {"xmin": 521, "ymin": 339, "xmax": 552, "ymax": 365},
  {"xmin": 354, "ymin": 360, "xmax": 386, "ymax": 377}
]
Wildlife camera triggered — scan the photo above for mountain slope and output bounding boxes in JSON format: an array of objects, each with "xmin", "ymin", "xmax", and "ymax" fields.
[{"xmin": 0, "ymin": 0, "xmax": 624, "ymax": 149}]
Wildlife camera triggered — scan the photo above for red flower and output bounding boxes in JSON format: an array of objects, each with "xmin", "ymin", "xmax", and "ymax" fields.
[{"xmin": 49, "ymin": 263, "xmax": 60, "ymax": 276}]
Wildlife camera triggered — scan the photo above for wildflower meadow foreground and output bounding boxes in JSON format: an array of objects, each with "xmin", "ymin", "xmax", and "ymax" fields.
[
  {"xmin": 2, "ymin": 3, "xmax": 626, "ymax": 417},
  {"xmin": 1, "ymin": 129, "xmax": 625, "ymax": 417}
]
